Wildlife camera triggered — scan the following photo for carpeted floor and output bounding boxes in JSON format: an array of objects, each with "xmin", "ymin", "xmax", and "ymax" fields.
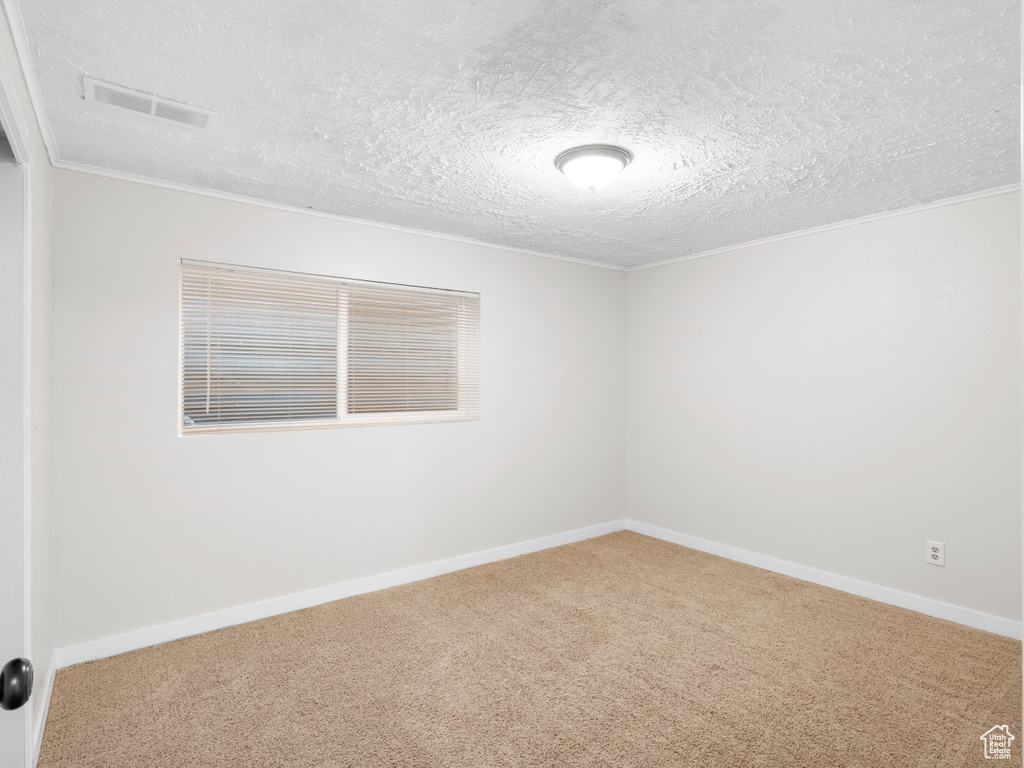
[{"xmin": 39, "ymin": 531, "xmax": 1021, "ymax": 767}]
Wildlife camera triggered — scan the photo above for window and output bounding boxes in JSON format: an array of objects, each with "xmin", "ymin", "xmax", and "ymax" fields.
[{"xmin": 180, "ymin": 261, "xmax": 479, "ymax": 434}]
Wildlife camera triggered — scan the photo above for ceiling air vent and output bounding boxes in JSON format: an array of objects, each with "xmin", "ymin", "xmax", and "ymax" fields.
[{"xmin": 83, "ymin": 77, "xmax": 215, "ymax": 130}]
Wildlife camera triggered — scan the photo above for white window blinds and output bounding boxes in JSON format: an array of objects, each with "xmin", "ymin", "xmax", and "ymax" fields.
[{"xmin": 181, "ymin": 261, "xmax": 480, "ymax": 434}]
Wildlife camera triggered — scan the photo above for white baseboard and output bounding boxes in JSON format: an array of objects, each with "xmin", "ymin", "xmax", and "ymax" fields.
[
  {"xmin": 55, "ymin": 520, "xmax": 627, "ymax": 669},
  {"xmin": 625, "ymin": 519, "xmax": 1022, "ymax": 640},
  {"xmin": 32, "ymin": 659, "xmax": 55, "ymax": 767},
  {"xmin": 52, "ymin": 516, "xmax": 1019, "ymax": 674}
]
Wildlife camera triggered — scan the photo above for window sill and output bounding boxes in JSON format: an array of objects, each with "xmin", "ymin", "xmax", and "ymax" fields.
[{"xmin": 180, "ymin": 410, "xmax": 479, "ymax": 436}]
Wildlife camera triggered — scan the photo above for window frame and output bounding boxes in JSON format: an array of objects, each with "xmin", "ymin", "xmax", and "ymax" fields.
[{"xmin": 178, "ymin": 260, "xmax": 480, "ymax": 435}]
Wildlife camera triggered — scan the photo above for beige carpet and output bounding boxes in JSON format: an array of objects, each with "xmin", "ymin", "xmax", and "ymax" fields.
[{"xmin": 39, "ymin": 532, "xmax": 1021, "ymax": 767}]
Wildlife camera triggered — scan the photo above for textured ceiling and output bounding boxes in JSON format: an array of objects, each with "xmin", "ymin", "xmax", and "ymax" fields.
[{"xmin": 19, "ymin": 0, "xmax": 1021, "ymax": 268}]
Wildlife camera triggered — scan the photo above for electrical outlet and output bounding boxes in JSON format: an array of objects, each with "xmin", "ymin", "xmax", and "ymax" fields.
[{"xmin": 926, "ymin": 540, "xmax": 944, "ymax": 567}]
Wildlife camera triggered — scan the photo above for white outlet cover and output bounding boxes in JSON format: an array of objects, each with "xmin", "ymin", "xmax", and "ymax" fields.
[{"xmin": 926, "ymin": 540, "xmax": 945, "ymax": 567}]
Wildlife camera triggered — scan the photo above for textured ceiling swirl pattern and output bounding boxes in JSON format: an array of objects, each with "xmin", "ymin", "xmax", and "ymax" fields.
[{"xmin": 19, "ymin": 0, "xmax": 1021, "ymax": 267}]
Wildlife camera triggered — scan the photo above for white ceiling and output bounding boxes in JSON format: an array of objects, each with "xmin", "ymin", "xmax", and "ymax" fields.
[{"xmin": 17, "ymin": 0, "xmax": 1021, "ymax": 268}]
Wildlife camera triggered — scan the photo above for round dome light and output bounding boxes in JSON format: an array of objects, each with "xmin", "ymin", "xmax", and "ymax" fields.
[{"xmin": 555, "ymin": 144, "xmax": 632, "ymax": 192}]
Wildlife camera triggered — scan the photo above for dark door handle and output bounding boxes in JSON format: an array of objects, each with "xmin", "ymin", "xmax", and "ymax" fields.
[{"xmin": 0, "ymin": 658, "xmax": 32, "ymax": 711}]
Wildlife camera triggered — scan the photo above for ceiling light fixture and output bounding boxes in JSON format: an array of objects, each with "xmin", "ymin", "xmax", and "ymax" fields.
[{"xmin": 555, "ymin": 144, "xmax": 632, "ymax": 192}]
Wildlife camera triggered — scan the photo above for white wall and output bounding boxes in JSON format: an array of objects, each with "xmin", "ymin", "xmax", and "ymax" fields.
[
  {"xmin": 627, "ymin": 190, "xmax": 1022, "ymax": 621},
  {"xmin": 50, "ymin": 169, "xmax": 627, "ymax": 648},
  {"xmin": 43, "ymin": 160, "xmax": 1023, "ymax": 651}
]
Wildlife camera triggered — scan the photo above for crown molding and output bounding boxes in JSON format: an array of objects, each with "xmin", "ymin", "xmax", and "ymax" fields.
[
  {"xmin": 56, "ymin": 160, "xmax": 1022, "ymax": 274},
  {"xmin": 0, "ymin": 5, "xmax": 31, "ymax": 164},
  {"xmin": 0, "ymin": 0, "xmax": 58, "ymax": 164},
  {"xmin": 629, "ymin": 184, "xmax": 1023, "ymax": 272},
  {"xmin": 54, "ymin": 160, "xmax": 628, "ymax": 272}
]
